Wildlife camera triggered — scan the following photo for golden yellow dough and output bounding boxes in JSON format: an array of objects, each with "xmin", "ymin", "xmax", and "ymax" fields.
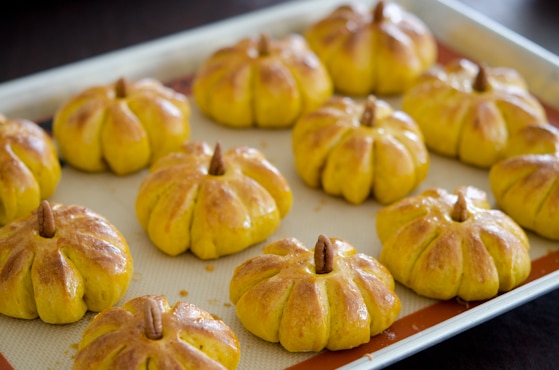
[
  {"xmin": 292, "ymin": 95, "xmax": 429, "ymax": 204},
  {"xmin": 304, "ymin": 1, "xmax": 437, "ymax": 96},
  {"xmin": 490, "ymin": 154, "xmax": 559, "ymax": 240},
  {"xmin": 135, "ymin": 141, "xmax": 292, "ymax": 259},
  {"xmin": 377, "ymin": 186, "xmax": 531, "ymax": 301},
  {"xmin": 73, "ymin": 295, "xmax": 240, "ymax": 370},
  {"xmin": 402, "ymin": 58, "xmax": 547, "ymax": 168},
  {"xmin": 0, "ymin": 201, "xmax": 133, "ymax": 324},
  {"xmin": 229, "ymin": 235, "xmax": 401, "ymax": 352},
  {"xmin": 192, "ymin": 33, "xmax": 333, "ymax": 128},
  {"xmin": 504, "ymin": 124, "xmax": 559, "ymax": 158},
  {"xmin": 0, "ymin": 115, "xmax": 61, "ymax": 225},
  {"xmin": 53, "ymin": 77, "xmax": 190, "ymax": 175}
]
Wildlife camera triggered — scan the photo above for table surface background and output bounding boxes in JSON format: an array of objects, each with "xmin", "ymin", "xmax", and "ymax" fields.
[{"xmin": 1, "ymin": 1, "xmax": 558, "ymax": 369}]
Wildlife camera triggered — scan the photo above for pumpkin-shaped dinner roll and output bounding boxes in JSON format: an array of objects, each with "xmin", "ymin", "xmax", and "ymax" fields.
[
  {"xmin": 0, "ymin": 201, "xmax": 133, "ymax": 324},
  {"xmin": 229, "ymin": 235, "xmax": 401, "ymax": 352},
  {"xmin": 503, "ymin": 123, "xmax": 559, "ymax": 158},
  {"xmin": 53, "ymin": 77, "xmax": 191, "ymax": 175},
  {"xmin": 292, "ymin": 95, "xmax": 429, "ymax": 205},
  {"xmin": 304, "ymin": 1, "xmax": 437, "ymax": 96},
  {"xmin": 0, "ymin": 114, "xmax": 61, "ymax": 225},
  {"xmin": 73, "ymin": 295, "xmax": 241, "ymax": 370},
  {"xmin": 377, "ymin": 186, "xmax": 531, "ymax": 301},
  {"xmin": 136, "ymin": 141, "xmax": 292, "ymax": 259},
  {"xmin": 490, "ymin": 154, "xmax": 559, "ymax": 240},
  {"xmin": 192, "ymin": 33, "xmax": 333, "ymax": 128},
  {"xmin": 402, "ymin": 58, "xmax": 548, "ymax": 168}
]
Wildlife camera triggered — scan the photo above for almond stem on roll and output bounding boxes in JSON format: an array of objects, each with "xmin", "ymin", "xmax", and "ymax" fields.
[
  {"xmin": 373, "ymin": 1, "xmax": 386, "ymax": 23},
  {"xmin": 315, "ymin": 234, "xmax": 334, "ymax": 274},
  {"xmin": 451, "ymin": 192, "xmax": 468, "ymax": 222},
  {"xmin": 38, "ymin": 200, "xmax": 55, "ymax": 238},
  {"xmin": 144, "ymin": 299, "xmax": 163, "ymax": 340},
  {"xmin": 360, "ymin": 96, "xmax": 377, "ymax": 127},
  {"xmin": 209, "ymin": 142, "xmax": 226, "ymax": 176},
  {"xmin": 258, "ymin": 33, "xmax": 271, "ymax": 56},
  {"xmin": 472, "ymin": 65, "xmax": 490, "ymax": 92},
  {"xmin": 115, "ymin": 77, "xmax": 127, "ymax": 98}
]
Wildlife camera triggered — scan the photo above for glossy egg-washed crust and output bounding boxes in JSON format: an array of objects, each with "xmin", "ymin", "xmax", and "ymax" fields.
[
  {"xmin": 73, "ymin": 295, "xmax": 240, "ymax": 370},
  {"xmin": 377, "ymin": 186, "xmax": 531, "ymax": 301},
  {"xmin": 192, "ymin": 33, "xmax": 333, "ymax": 128},
  {"xmin": 292, "ymin": 95, "xmax": 429, "ymax": 205},
  {"xmin": 136, "ymin": 141, "xmax": 292, "ymax": 259},
  {"xmin": 229, "ymin": 236, "xmax": 401, "ymax": 352},
  {"xmin": 402, "ymin": 58, "xmax": 548, "ymax": 168},
  {"xmin": 53, "ymin": 77, "xmax": 191, "ymax": 175},
  {"xmin": 304, "ymin": 1, "xmax": 437, "ymax": 95},
  {"xmin": 0, "ymin": 115, "xmax": 61, "ymax": 225},
  {"xmin": 490, "ymin": 154, "xmax": 559, "ymax": 240},
  {"xmin": 503, "ymin": 124, "xmax": 559, "ymax": 158},
  {"xmin": 0, "ymin": 202, "xmax": 133, "ymax": 324}
]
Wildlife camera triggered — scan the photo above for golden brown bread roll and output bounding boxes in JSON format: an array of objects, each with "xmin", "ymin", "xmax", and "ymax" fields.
[
  {"xmin": 230, "ymin": 235, "xmax": 401, "ymax": 352},
  {"xmin": 490, "ymin": 154, "xmax": 559, "ymax": 240},
  {"xmin": 377, "ymin": 186, "xmax": 531, "ymax": 301},
  {"xmin": 136, "ymin": 141, "xmax": 292, "ymax": 259},
  {"xmin": 304, "ymin": 1, "xmax": 437, "ymax": 95},
  {"xmin": 292, "ymin": 95, "xmax": 429, "ymax": 204},
  {"xmin": 193, "ymin": 33, "xmax": 332, "ymax": 128},
  {"xmin": 53, "ymin": 77, "xmax": 190, "ymax": 175},
  {"xmin": 73, "ymin": 295, "xmax": 241, "ymax": 370},
  {"xmin": 0, "ymin": 115, "xmax": 61, "ymax": 225},
  {"xmin": 0, "ymin": 201, "xmax": 133, "ymax": 324},
  {"xmin": 402, "ymin": 58, "xmax": 548, "ymax": 168}
]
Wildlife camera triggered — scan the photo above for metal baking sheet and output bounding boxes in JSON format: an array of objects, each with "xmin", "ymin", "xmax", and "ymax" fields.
[{"xmin": 1, "ymin": 1, "xmax": 558, "ymax": 369}]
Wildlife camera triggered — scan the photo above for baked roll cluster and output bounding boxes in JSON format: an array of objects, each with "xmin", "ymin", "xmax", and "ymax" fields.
[{"xmin": 2, "ymin": 1, "xmax": 558, "ymax": 367}]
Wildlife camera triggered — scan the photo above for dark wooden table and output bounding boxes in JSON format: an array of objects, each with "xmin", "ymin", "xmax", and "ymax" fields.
[{"xmin": 1, "ymin": 1, "xmax": 558, "ymax": 369}]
